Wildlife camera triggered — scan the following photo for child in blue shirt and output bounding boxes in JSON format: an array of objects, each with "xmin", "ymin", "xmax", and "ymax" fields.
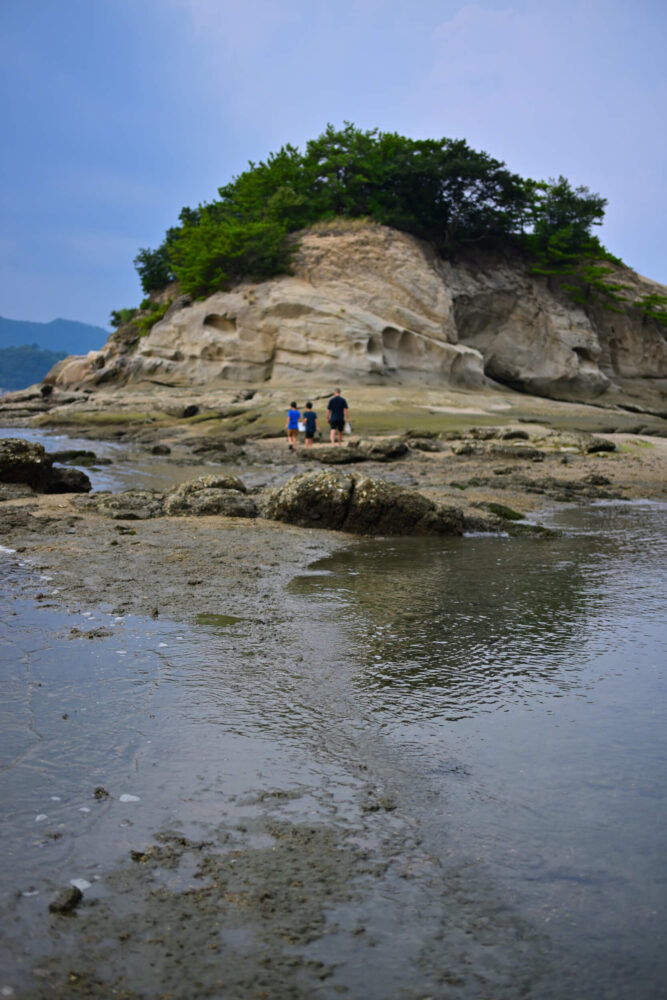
[{"xmin": 285, "ymin": 401, "xmax": 300, "ymax": 451}]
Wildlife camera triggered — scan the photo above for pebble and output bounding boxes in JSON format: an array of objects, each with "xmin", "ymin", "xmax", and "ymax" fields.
[{"xmin": 48, "ymin": 885, "xmax": 82, "ymax": 914}]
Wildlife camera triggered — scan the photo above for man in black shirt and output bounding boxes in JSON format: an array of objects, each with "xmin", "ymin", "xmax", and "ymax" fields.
[{"xmin": 326, "ymin": 388, "xmax": 349, "ymax": 446}]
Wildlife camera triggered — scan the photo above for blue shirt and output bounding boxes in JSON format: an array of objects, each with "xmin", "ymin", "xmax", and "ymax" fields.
[{"xmin": 287, "ymin": 408, "xmax": 300, "ymax": 429}]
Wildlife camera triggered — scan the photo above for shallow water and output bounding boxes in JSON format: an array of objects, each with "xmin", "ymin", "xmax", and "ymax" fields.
[
  {"xmin": 1, "ymin": 438, "xmax": 666, "ymax": 996},
  {"xmin": 0, "ymin": 424, "xmax": 248, "ymax": 493},
  {"xmin": 289, "ymin": 501, "xmax": 667, "ymax": 997}
]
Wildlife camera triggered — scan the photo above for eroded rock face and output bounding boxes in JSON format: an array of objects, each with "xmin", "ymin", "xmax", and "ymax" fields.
[
  {"xmin": 263, "ymin": 470, "xmax": 464, "ymax": 536},
  {"xmin": 47, "ymin": 225, "xmax": 667, "ymax": 402}
]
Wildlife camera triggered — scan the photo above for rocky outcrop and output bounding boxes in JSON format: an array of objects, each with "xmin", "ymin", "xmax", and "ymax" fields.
[
  {"xmin": 70, "ymin": 474, "xmax": 256, "ymax": 520},
  {"xmin": 163, "ymin": 474, "xmax": 256, "ymax": 517},
  {"xmin": 263, "ymin": 470, "xmax": 464, "ymax": 536},
  {"xmin": 301, "ymin": 438, "xmax": 409, "ymax": 465},
  {"xmin": 0, "ymin": 439, "xmax": 91, "ymax": 493},
  {"xmin": 71, "ymin": 489, "xmax": 165, "ymax": 519},
  {"xmin": 46, "ymin": 224, "xmax": 667, "ymax": 403}
]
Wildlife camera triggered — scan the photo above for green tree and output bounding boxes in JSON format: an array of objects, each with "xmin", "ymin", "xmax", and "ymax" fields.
[
  {"xmin": 127, "ymin": 124, "xmax": 621, "ymax": 308},
  {"xmin": 109, "ymin": 307, "xmax": 138, "ymax": 328},
  {"xmin": 133, "ymin": 243, "xmax": 175, "ymax": 294}
]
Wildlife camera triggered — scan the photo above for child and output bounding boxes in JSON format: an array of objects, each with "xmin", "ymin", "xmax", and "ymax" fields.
[
  {"xmin": 285, "ymin": 401, "xmax": 300, "ymax": 451},
  {"xmin": 302, "ymin": 401, "xmax": 319, "ymax": 448}
]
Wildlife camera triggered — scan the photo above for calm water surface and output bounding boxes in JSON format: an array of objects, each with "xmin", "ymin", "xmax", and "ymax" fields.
[
  {"xmin": 289, "ymin": 502, "xmax": 667, "ymax": 997},
  {"xmin": 0, "ymin": 429, "xmax": 665, "ymax": 998}
]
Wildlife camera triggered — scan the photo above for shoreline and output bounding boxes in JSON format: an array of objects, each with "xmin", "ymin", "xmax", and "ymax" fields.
[{"xmin": 2, "ymin": 383, "xmax": 666, "ymax": 627}]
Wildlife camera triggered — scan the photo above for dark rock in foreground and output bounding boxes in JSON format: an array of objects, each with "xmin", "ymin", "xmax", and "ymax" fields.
[
  {"xmin": 48, "ymin": 885, "xmax": 82, "ymax": 914},
  {"xmin": 0, "ymin": 438, "xmax": 91, "ymax": 493},
  {"xmin": 45, "ymin": 466, "xmax": 92, "ymax": 493},
  {"xmin": 0, "ymin": 439, "xmax": 52, "ymax": 490},
  {"xmin": 263, "ymin": 470, "xmax": 464, "ymax": 536}
]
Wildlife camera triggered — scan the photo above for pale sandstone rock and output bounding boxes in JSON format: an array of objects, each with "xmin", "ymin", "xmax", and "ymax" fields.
[{"xmin": 47, "ymin": 225, "xmax": 667, "ymax": 402}]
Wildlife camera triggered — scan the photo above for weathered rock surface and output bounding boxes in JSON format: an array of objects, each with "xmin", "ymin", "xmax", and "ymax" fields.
[
  {"xmin": 45, "ymin": 466, "xmax": 93, "ymax": 493},
  {"xmin": 49, "ymin": 449, "xmax": 111, "ymax": 467},
  {"xmin": 301, "ymin": 446, "xmax": 370, "ymax": 465},
  {"xmin": 163, "ymin": 474, "xmax": 256, "ymax": 518},
  {"xmin": 70, "ymin": 475, "xmax": 256, "ymax": 520},
  {"xmin": 44, "ymin": 224, "xmax": 667, "ymax": 404},
  {"xmin": 356, "ymin": 438, "xmax": 410, "ymax": 461},
  {"xmin": 0, "ymin": 439, "xmax": 91, "ymax": 493},
  {"xmin": 263, "ymin": 470, "xmax": 464, "ymax": 536},
  {"xmin": 302, "ymin": 438, "xmax": 409, "ymax": 465},
  {"xmin": 48, "ymin": 886, "xmax": 83, "ymax": 914},
  {"xmin": 0, "ymin": 439, "xmax": 53, "ymax": 489},
  {"xmin": 71, "ymin": 490, "xmax": 165, "ymax": 519}
]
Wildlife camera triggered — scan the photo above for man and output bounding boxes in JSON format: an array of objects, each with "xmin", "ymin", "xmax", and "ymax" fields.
[{"xmin": 326, "ymin": 388, "xmax": 349, "ymax": 446}]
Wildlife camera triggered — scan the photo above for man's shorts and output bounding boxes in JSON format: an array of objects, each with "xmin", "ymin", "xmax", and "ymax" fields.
[
  {"xmin": 330, "ymin": 419, "xmax": 345, "ymax": 431},
  {"xmin": 305, "ymin": 430, "xmax": 315, "ymax": 440}
]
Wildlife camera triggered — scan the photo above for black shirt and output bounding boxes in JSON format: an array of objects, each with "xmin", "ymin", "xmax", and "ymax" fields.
[{"xmin": 327, "ymin": 396, "xmax": 348, "ymax": 420}]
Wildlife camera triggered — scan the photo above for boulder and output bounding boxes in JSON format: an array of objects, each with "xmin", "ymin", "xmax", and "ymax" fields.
[
  {"xmin": 356, "ymin": 438, "xmax": 409, "ymax": 461},
  {"xmin": 0, "ymin": 438, "xmax": 91, "ymax": 493},
  {"xmin": 302, "ymin": 446, "xmax": 369, "ymax": 465},
  {"xmin": 0, "ymin": 439, "xmax": 52, "ymax": 490},
  {"xmin": 48, "ymin": 885, "xmax": 83, "ymax": 914},
  {"xmin": 264, "ymin": 470, "xmax": 463, "ymax": 536},
  {"xmin": 487, "ymin": 444, "xmax": 544, "ymax": 460},
  {"xmin": 263, "ymin": 470, "xmax": 354, "ymax": 530},
  {"xmin": 163, "ymin": 474, "xmax": 256, "ymax": 517},
  {"xmin": 345, "ymin": 474, "xmax": 463, "ymax": 535},
  {"xmin": 45, "ymin": 466, "xmax": 92, "ymax": 494},
  {"xmin": 585, "ymin": 435, "xmax": 617, "ymax": 453},
  {"xmin": 407, "ymin": 437, "xmax": 442, "ymax": 452},
  {"xmin": 71, "ymin": 490, "xmax": 165, "ymax": 519},
  {"xmin": 49, "ymin": 449, "xmax": 110, "ymax": 466}
]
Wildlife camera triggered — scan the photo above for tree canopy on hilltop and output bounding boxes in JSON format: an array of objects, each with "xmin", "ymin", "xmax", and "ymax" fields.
[{"xmin": 132, "ymin": 123, "xmax": 616, "ymax": 307}]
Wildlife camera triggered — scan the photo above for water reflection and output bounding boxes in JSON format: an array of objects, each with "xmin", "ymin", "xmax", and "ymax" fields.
[
  {"xmin": 288, "ymin": 503, "xmax": 667, "ymax": 999},
  {"xmin": 290, "ymin": 532, "xmax": 604, "ymax": 721}
]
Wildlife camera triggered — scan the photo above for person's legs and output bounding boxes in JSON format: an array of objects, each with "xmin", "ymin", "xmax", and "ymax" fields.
[{"xmin": 329, "ymin": 425, "xmax": 336, "ymax": 445}]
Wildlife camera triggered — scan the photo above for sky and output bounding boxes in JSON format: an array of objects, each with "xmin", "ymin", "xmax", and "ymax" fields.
[{"xmin": 0, "ymin": 0, "xmax": 665, "ymax": 329}]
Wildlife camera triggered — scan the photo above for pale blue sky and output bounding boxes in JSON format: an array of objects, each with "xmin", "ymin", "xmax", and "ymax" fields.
[{"xmin": 1, "ymin": 0, "xmax": 665, "ymax": 328}]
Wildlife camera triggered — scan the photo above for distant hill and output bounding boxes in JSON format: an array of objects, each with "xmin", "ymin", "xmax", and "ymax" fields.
[
  {"xmin": 0, "ymin": 316, "xmax": 109, "ymax": 354},
  {"xmin": 0, "ymin": 344, "xmax": 68, "ymax": 392}
]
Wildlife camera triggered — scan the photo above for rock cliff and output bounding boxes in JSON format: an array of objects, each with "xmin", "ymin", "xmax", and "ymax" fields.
[{"xmin": 47, "ymin": 223, "xmax": 667, "ymax": 404}]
